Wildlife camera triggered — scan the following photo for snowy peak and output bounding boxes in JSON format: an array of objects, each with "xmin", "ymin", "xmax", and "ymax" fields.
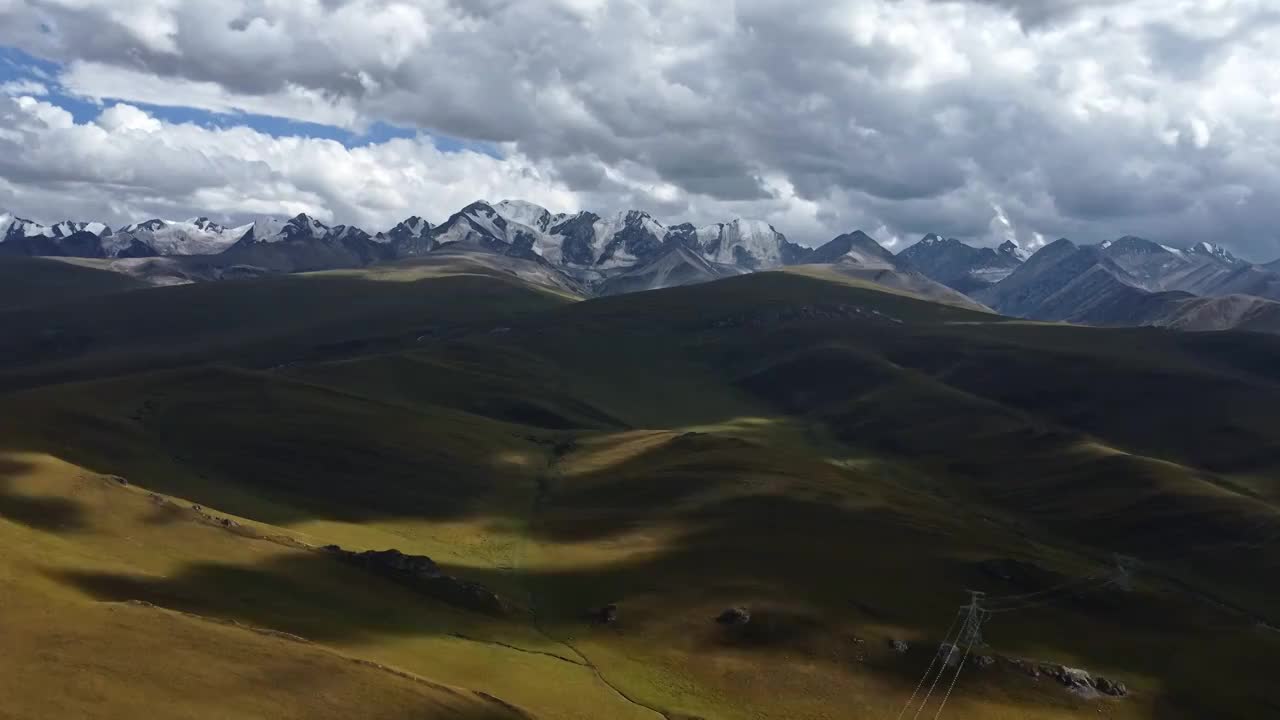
[
  {"xmin": 377, "ymin": 216, "xmax": 433, "ymax": 245},
  {"xmin": 49, "ymin": 220, "xmax": 109, "ymax": 238},
  {"xmin": 422, "ymin": 201, "xmax": 551, "ymax": 263},
  {"xmin": 238, "ymin": 217, "xmax": 284, "ymax": 244},
  {"xmin": 124, "ymin": 219, "xmax": 167, "ymax": 234},
  {"xmin": 0, "ymin": 212, "xmax": 45, "ymax": 242},
  {"xmin": 998, "ymin": 240, "xmax": 1030, "ymax": 262},
  {"xmin": 188, "ymin": 217, "xmax": 227, "ymax": 234},
  {"xmin": 545, "ymin": 211, "xmax": 601, "ymax": 267},
  {"xmin": 281, "ymin": 213, "xmax": 330, "ymax": 240},
  {"xmin": 109, "ymin": 217, "xmax": 244, "ymax": 256},
  {"xmin": 493, "ymin": 199, "xmax": 553, "ymax": 233},
  {"xmin": 997, "ymin": 240, "xmax": 1031, "ymax": 262},
  {"xmin": 1, "ymin": 215, "xmax": 110, "ymax": 242},
  {"xmin": 692, "ymin": 218, "xmax": 797, "ymax": 270},
  {"xmin": 590, "ymin": 210, "xmax": 669, "ymax": 270},
  {"xmin": 1189, "ymin": 241, "xmax": 1242, "ymax": 266},
  {"xmin": 430, "ymin": 202, "xmax": 514, "ymax": 250},
  {"xmin": 228, "ymin": 213, "xmax": 338, "ymax": 245},
  {"xmin": 229, "ymin": 213, "xmax": 381, "ymax": 249},
  {"xmin": 328, "ymin": 224, "xmax": 371, "ymax": 243}
]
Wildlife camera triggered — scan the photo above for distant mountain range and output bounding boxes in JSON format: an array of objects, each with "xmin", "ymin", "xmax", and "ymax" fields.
[
  {"xmin": 6, "ymin": 201, "xmax": 1280, "ymax": 334},
  {"xmin": 897, "ymin": 235, "xmax": 1026, "ymax": 294},
  {"xmin": 894, "ymin": 231, "xmax": 1280, "ymax": 333},
  {"xmin": 0, "ymin": 201, "xmax": 942, "ymax": 294}
]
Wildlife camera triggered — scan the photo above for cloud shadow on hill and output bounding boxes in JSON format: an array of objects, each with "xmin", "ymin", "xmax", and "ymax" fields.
[{"xmin": 0, "ymin": 456, "xmax": 89, "ymax": 533}]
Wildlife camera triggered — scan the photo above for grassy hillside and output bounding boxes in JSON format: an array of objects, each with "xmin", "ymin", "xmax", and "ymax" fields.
[
  {"xmin": 0, "ymin": 254, "xmax": 578, "ymax": 391},
  {"xmin": 0, "ymin": 256, "xmax": 148, "ymax": 311},
  {"xmin": 2, "ymin": 264, "xmax": 1279, "ymax": 719},
  {"xmin": 0, "ymin": 454, "xmax": 536, "ymax": 720}
]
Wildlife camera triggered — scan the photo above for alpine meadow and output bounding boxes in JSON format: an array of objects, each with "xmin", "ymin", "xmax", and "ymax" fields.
[{"xmin": 2, "ymin": 2, "xmax": 1280, "ymax": 719}]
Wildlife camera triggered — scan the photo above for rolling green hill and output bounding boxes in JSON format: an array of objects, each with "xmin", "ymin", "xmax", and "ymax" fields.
[
  {"xmin": 0, "ymin": 256, "xmax": 149, "ymax": 311},
  {"xmin": 0, "ymin": 254, "xmax": 579, "ymax": 391},
  {"xmin": 2, "ymin": 259, "xmax": 1278, "ymax": 719}
]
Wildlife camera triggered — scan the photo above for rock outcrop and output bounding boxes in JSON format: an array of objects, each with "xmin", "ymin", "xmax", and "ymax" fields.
[
  {"xmin": 1006, "ymin": 658, "xmax": 1128, "ymax": 697},
  {"xmin": 324, "ymin": 546, "xmax": 510, "ymax": 617}
]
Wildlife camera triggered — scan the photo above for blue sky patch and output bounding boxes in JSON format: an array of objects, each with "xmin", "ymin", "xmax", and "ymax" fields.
[{"xmin": 0, "ymin": 45, "xmax": 497, "ymax": 156}]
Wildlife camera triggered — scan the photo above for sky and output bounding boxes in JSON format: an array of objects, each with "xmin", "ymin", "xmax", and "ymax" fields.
[{"xmin": 0, "ymin": 1, "xmax": 1278, "ymax": 259}]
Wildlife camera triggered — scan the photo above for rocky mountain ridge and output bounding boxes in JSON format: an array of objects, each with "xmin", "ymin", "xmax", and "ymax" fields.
[{"xmin": 7, "ymin": 202, "xmax": 1280, "ymax": 335}]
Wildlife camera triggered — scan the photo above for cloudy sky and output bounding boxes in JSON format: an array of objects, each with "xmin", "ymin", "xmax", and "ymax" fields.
[{"xmin": 1, "ymin": 0, "xmax": 1278, "ymax": 258}]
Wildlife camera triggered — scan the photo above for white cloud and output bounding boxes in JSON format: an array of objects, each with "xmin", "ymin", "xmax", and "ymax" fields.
[
  {"xmin": 0, "ymin": 79, "xmax": 49, "ymax": 96},
  {"xmin": 0, "ymin": 96, "xmax": 578, "ymax": 230},
  {"xmin": 0, "ymin": 0, "xmax": 1279, "ymax": 256}
]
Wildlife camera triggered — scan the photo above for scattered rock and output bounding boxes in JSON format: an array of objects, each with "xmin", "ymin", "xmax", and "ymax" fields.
[
  {"xmin": 1095, "ymin": 677, "xmax": 1128, "ymax": 697},
  {"xmin": 713, "ymin": 608, "xmax": 823, "ymax": 648},
  {"xmin": 191, "ymin": 504, "xmax": 203, "ymax": 512},
  {"xmin": 997, "ymin": 656, "xmax": 1128, "ymax": 699},
  {"xmin": 974, "ymin": 655, "xmax": 997, "ymax": 669},
  {"xmin": 1039, "ymin": 665, "xmax": 1106, "ymax": 697},
  {"xmin": 1049, "ymin": 665, "xmax": 1094, "ymax": 691},
  {"xmin": 889, "ymin": 639, "xmax": 910, "ymax": 654},
  {"xmin": 716, "ymin": 607, "xmax": 752, "ymax": 626},
  {"xmin": 219, "ymin": 518, "xmax": 239, "ymax": 528},
  {"xmin": 324, "ymin": 545, "xmax": 510, "ymax": 616}
]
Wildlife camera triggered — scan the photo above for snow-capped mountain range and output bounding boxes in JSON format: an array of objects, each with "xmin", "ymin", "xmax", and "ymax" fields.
[
  {"xmin": 113, "ymin": 217, "xmax": 247, "ymax": 256},
  {"xmin": 5, "ymin": 201, "xmax": 1278, "ymax": 314},
  {"xmin": 1, "ymin": 201, "xmax": 806, "ymax": 278}
]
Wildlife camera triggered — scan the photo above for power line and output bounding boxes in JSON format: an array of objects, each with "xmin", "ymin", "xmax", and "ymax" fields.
[
  {"xmin": 982, "ymin": 574, "xmax": 1107, "ymax": 606},
  {"xmin": 911, "ymin": 592, "xmax": 983, "ymax": 720},
  {"xmin": 910, "ymin": 606, "xmax": 968, "ymax": 720},
  {"xmin": 984, "ymin": 577, "xmax": 1118, "ymax": 613},
  {"xmin": 894, "ymin": 608, "xmax": 965, "ymax": 720},
  {"xmin": 896, "ymin": 556, "xmax": 1136, "ymax": 720},
  {"xmin": 931, "ymin": 606, "xmax": 988, "ymax": 720}
]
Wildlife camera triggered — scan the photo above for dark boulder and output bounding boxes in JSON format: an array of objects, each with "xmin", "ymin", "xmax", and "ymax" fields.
[
  {"xmin": 1095, "ymin": 676, "xmax": 1128, "ymax": 697},
  {"xmin": 716, "ymin": 607, "xmax": 752, "ymax": 626}
]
